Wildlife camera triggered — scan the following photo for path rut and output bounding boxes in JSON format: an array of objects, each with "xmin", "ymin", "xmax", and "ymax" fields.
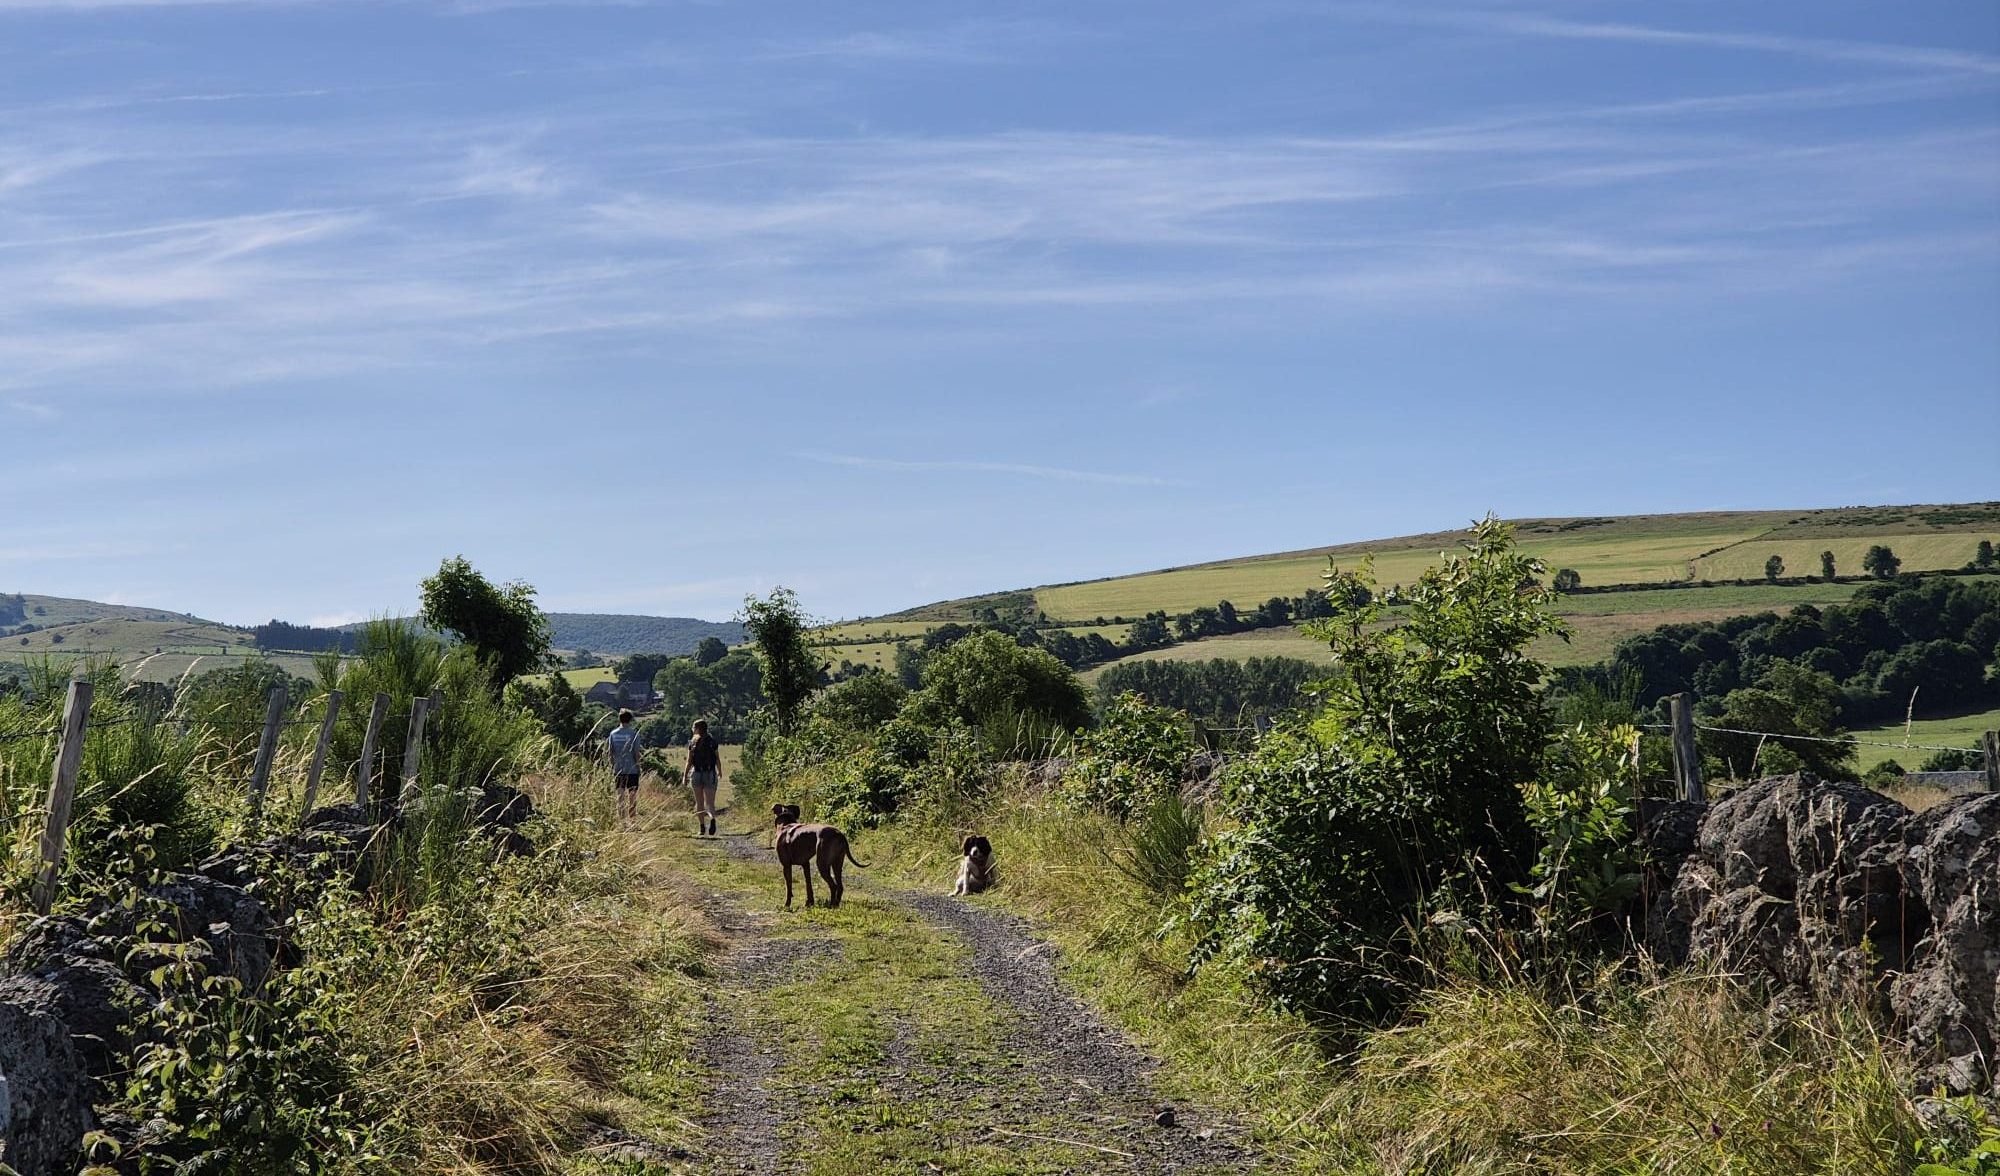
[{"xmin": 680, "ymin": 828, "xmax": 1255, "ymax": 1174}]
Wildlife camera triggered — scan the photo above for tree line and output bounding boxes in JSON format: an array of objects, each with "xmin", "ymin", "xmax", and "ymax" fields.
[{"xmin": 1553, "ymin": 573, "xmax": 2000, "ymax": 780}]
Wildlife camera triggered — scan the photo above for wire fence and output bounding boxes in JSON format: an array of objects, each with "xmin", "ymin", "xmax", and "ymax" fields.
[{"xmin": 1637, "ymin": 721, "xmax": 1988, "ymax": 759}]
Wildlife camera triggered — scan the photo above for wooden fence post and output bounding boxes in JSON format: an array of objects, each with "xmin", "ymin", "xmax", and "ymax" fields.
[
  {"xmin": 301, "ymin": 689, "xmax": 343, "ymax": 816},
  {"xmin": 400, "ymin": 694, "xmax": 431, "ymax": 802},
  {"xmin": 33, "ymin": 677, "xmax": 94, "ymax": 916},
  {"xmin": 1984, "ymin": 731, "xmax": 1999, "ymax": 795},
  {"xmin": 247, "ymin": 682, "xmax": 288, "ymax": 816},
  {"xmin": 355, "ymin": 691, "xmax": 389, "ymax": 809},
  {"xmin": 1670, "ymin": 693, "xmax": 1704, "ymax": 804}
]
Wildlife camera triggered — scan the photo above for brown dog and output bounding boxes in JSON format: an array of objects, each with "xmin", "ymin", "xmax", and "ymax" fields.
[{"xmin": 772, "ymin": 803, "xmax": 867, "ymax": 908}]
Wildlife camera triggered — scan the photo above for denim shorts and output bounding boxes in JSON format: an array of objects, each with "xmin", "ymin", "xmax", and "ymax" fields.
[{"xmin": 689, "ymin": 769, "xmax": 719, "ymax": 789}]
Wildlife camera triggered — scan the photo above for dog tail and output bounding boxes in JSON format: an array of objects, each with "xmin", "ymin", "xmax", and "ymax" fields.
[{"xmin": 845, "ymin": 845, "xmax": 870, "ymax": 869}]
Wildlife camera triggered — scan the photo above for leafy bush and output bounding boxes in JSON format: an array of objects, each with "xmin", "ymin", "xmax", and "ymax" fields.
[
  {"xmin": 1920, "ymin": 748, "xmax": 1984, "ymax": 772},
  {"xmin": 1060, "ymin": 692, "xmax": 1196, "ymax": 819},
  {"xmin": 1515, "ymin": 723, "xmax": 1641, "ymax": 939},
  {"xmin": 810, "ymin": 670, "xmax": 907, "ymax": 733},
  {"xmin": 97, "ymin": 856, "xmax": 377, "ymax": 1173},
  {"xmin": 1190, "ymin": 518, "xmax": 1566, "ymax": 1017},
  {"xmin": 907, "ymin": 631, "xmax": 1090, "ymax": 753}
]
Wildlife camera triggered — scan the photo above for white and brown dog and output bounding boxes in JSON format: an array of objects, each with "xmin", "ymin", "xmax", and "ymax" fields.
[{"xmin": 952, "ymin": 834, "xmax": 995, "ymax": 897}]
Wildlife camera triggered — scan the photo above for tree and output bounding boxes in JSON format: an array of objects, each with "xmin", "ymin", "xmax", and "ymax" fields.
[
  {"xmin": 1977, "ymin": 539, "xmax": 1996, "ymax": 570},
  {"xmin": 912, "ymin": 630, "xmax": 1090, "ymax": 740},
  {"xmin": 1125, "ymin": 613, "xmax": 1171, "ymax": 650},
  {"xmin": 1552, "ymin": 568, "xmax": 1582, "ymax": 593},
  {"xmin": 506, "ymin": 670, "xmax": 592, "ymax": 747},
  {"xmin": 614, "ymin": 652, "xmax": 676, "ymax": 684},
  {"xmin": 1189, "ymin": 517, "xmax": 1569, "ymax": 1016},
  {"xmin": 419, "ymin": 555, "xmax": 552, "ymax": 688},
  {"xmin": 1862, "ymin": 545, "xmax": 1901, "ymax": 579},
  {"xmin": 1764, "ymin": 554, "xmax": 1785, "ymax": 583},
  {"xmin": 693, "ymin": 636, "xmax": 729, "ymax": 667},
  {"xmin": 1821, "ymin": 550, "xmax": 1837, "ymax": 579},
  {"xmin": 742, "ymin": 587, "xmax": 820, "ymax": 736},
  {"xmin": 810, "ymin": 670, "xmax": 906, "ymax": 732}
]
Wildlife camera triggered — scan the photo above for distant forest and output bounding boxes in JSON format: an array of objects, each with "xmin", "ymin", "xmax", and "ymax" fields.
[{"xmin": 547, "ymin": 614, "xmax": 745, "ymax": 657}]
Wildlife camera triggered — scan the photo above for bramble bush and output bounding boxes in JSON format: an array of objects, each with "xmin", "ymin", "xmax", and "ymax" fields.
[{"xmin": 1189, "ymin": 518, "xmax": 1568, "ymax": 1017}]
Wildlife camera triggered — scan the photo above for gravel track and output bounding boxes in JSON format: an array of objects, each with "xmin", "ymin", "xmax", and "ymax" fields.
[
  {"xmin": 693, "ymin": 842, "xmax": 834, "ymax": 1174},
  {"xmin": 691, "ymin": 830, "xmax": 1253, "ymax": 1174}
]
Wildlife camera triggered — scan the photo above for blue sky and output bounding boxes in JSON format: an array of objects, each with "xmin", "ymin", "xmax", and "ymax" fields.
[{"xmin": 1, "ymin": 2, "xmax": 1995, "ymax": 626}]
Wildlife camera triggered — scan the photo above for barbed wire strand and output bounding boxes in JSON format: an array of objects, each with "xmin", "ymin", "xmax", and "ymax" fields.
[{"xmin": 1638, "ymin": 721, "xmax": 1983, "ymax": 756}]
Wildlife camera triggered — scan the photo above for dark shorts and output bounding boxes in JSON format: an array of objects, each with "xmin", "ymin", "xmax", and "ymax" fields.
[
  {"xmin": 615, "ymin": 772, "xmax": 640, "ymax": 791},
  {"xmin": 689, "ymin": 769, "xmax": 719, "ymax": 790}
]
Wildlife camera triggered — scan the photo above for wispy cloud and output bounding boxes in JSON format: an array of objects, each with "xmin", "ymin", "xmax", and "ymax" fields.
[
  {"xmin": 800, "ymin": 452, "xmax": 1179, "ymax": 487},
  {"xmin": 3, "ymin": 398, "xmax": 58, "ymax": 419},
  {"xmin": 1346, "ymin": 7, "xmax": 2000, "ymax": 76}
]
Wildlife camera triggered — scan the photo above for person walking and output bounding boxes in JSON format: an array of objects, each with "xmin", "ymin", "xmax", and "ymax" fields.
[
  {"xmin": 608, "ymin": 709, "xmax": 642, "ymax": 822},
  {"xmin": 687, "ymin": 719, "xmax": 722, "ymax": 836}
]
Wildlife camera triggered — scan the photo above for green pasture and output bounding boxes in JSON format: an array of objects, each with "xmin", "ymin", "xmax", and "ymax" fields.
[
  {"xmin": 1035, "ymin": 513, "xmax": 1792, "ymax": 621},
  {"xmin": 556, "ymin": 666, "xmax": 619, "ymax": 689},
  {"xmin": 814, "ymin": 620, "xmax": 941, "ymax": 644},
  {"xmin": 1846, "ymin": 706, "xmax": 2000, "ymax": 774},
  {"xmin": 1693, "ymin": 534, "xmax": 1989, "ymax": 581}
]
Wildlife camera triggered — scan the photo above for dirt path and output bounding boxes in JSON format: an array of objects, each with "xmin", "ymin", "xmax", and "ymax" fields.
[{"xmin": 659, "ymin": 825, "xmax": 1256, "ymax": 1175}]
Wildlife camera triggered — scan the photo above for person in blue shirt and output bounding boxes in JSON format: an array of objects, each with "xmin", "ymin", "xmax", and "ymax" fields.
[{"xmin": 607, "ymin": 708, "xmax": 642, "ymax": 822}]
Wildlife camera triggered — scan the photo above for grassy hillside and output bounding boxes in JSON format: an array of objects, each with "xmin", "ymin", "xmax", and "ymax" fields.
[
  {"xmin": 1847, "ymin": 705, "xmax": 2000, "ymax": 774},
  {"xmin": 2, "ymin": 593, "xmax": 740, "ymax": 685},
  {"xmin": 816, "ymin": 504, "xmax": 1997, "ymax": 681},
  {"xmin": 0, "ymin": 595, "xmax": 301, "ymax": 684},
  {"xmin": 1025, "ymin": 505, "xmax": 1995, "ymax": 622}
]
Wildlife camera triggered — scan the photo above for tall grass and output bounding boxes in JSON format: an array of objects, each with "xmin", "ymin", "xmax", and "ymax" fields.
[{"xmin": 866, "ymin": 777, "xmax": 1945, "ymax": 1174}]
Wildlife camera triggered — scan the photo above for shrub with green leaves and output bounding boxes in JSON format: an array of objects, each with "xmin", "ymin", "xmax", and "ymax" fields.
[
  {"xmin": 1059, "ymin": 692, "xmax": 1196, "ymax": 819},
  {"xmin": 1515, "ymin": 722, "xmax": 1641, "ymax": 939},
  {"xmin": 1189, "ymin": 518, "xmax": 1566, "ymax": 1017}
]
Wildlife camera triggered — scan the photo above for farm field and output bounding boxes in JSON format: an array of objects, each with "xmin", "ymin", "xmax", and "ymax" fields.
[
  {"xmin": 0, "ymin": 614, "xmax": 332, "ymax": 684},
  {"xmin": 1034, "ymin": 511, "xmax": 1799, "ymax": 620},
  {"xmin": 1692, "ymin": 534, "xmax": 1984, "ymax": 581},
  {"xmin": 919, "ymin": 504, "xmax": 2000, "ymax": 624},
  {"xmin": 1076, "ymin": 580, "xmax": 1893, "ymax": 682},
  {"xmin": 1846, "ymin": 706, "xmax": 2000, "ymax": 774}
]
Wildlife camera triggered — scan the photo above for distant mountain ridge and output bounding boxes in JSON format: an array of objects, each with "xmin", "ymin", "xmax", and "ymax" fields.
[
  {"xmin": 545, "ymin": 614, "xmax": 744, "ymax": 656},
  {"xmin": 6, "ymin": 594, "xmax": 743, "ymax": 664},
  {"xmin": 328, "ymin": 613, "xmax": 744, "ymax": 656}
]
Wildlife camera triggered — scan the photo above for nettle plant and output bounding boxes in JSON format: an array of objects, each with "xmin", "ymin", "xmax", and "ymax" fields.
[{"xmin": 1189, "ymin": 517, "xmax": 1569, "ymax": 1017}]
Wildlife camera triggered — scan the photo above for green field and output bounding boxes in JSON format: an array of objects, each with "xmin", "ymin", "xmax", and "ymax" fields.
[
  {"xmin": 1035, "ymin": 511, "xmax": 1799, "ymax": 620},
  {"xmin": 1077, "ymin": 580, "xmax": 1886, "ymax": 683},
  {"xmin": 819, "ymin": 505, "xmax": 1995, "ymax": 686},
  {"xmin": 1032, "ymin": 507, "xmax": 1993, "ymax": 622},
  {"xmin": 1846, "ymin": 706, "xmax": 2000, "ymax": 774},
  {"xmin": 1693, "ymin": 534, "xmax": 1985, "ymax": 581}
]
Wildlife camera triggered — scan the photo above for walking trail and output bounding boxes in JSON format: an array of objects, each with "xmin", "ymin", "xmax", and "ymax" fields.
[{"xmin": 622, "ymin": 798, "xmax": 1259, "ymax": 1176}]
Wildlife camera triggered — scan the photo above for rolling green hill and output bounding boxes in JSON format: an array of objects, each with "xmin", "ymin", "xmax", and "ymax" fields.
[
  {"xmin": 2, "ymin": 593, "xmax": 745, "ymax": 684},
  {"xmin": 0, "ymin": 595, "xmax": 308, "ymax": 685},
  {"xmin": 817, "ymin": 503, "xmax": 2000, "ymax": 678}
]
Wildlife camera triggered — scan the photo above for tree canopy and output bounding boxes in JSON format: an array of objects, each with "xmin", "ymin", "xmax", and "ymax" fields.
[{"xmin": 419, "ymin": 556, "xmax": 552, "ymax": 688}]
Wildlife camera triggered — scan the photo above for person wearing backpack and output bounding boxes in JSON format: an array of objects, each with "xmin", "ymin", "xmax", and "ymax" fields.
[{"xmin": 687, "ymin": 719, "xmax": 722, "ymax": 836}]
